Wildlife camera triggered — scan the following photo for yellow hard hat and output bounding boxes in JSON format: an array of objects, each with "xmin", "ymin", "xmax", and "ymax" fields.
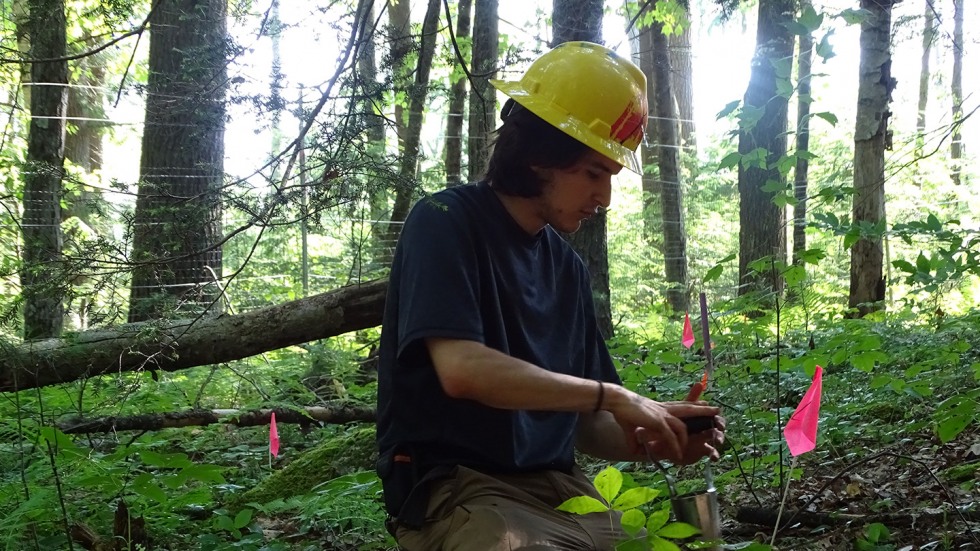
[{"xmin": 490, "ymin": 41, "xmax": 647, "ymax": 174}]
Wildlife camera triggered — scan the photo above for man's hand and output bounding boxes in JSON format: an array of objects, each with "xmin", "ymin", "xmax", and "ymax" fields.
[
  {"xmin": 601, "ymin": 385, "xmax": 721, "ymax": 463},
  {"xmin": 639, "ymin": 401, "xmax": 726, "ymax": 465}
]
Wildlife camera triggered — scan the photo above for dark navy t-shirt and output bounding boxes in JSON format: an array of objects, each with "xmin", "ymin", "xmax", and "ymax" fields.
[{"xmin": 376, "ymin": 181, "xmax": 620, "ymax": 474}]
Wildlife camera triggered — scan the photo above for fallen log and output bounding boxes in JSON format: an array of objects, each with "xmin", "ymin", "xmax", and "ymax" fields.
[
  {"xmin": 736, "ymin": 505, "xmax": 980, "ymax": 529},
  {"xmin": 57, "ymin": 405, "xmax": 377, "ymax": 434},
  {"xmin": 1, "ymin": 279, "xmax": 388, "ymax": 393}
]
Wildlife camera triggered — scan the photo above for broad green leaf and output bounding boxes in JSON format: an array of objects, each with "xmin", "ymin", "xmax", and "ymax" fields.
[
  {"xmin": 718, "ymin": 151, "xmax": 742, "ymax": 170},
  {"xmin": 865, "ymin": 522, "xmax": 889, "ymax": 542},
  {"xmin": 869, "ymin": 374, "xmax": 892, "ymax": 390},
  {"xmin": 620, "ymin": 508, "xmax": 646, "ymax": 537},
  {"xmin": 761, "ymin": 179, "xmax": 786, "ymax": 193},
  {"xmin": 783, "ymin": 265, "xmax": 806, "ymax": 287},
  {"xmin": 594, "ymin": 467, "xmax": 623, "ymax": 503},
  {"xmin": 815, "ymin": 33, "xmax": 836, "ymax": 61},
  {"xmin": 615, "ymin": 539, "xmax": 647, "ymax": 551},
  {"xmin": 813, "ymin": 111, "xmax": 838, "ymax": 126},
  {"xmin": 799, "ymin": 4, "xmax": 823, "ymax": 32},
  {"xmin": 557, "ymin": 495, "xmax": 609, "ymax": 515},
  {"xmin": 704, "ymin": 264, "xmax": 724, "ymax": 283},
  {"xmin": 972, "ymin": 363, "xmax": 980, "ymax": 381},
  {"xmin": 141, "ymin": 450, "xmax": 191, "ymax": 468},
  {"xmin": 892, "ymin": 259, "xmax": 916, "ymax": 274},
  {"xmin": 716, "ymin": 100, "xmax": 741, "ymax": 119},
  {"xmin": 657, "ymin": 521, "xmax": 701, "ymax": 538},
  {"xmin": 233, "ymin": 508, "xmax": 253, "ymax": 529},
  {"xmin": 916, "ymin": 252, "xmax": 932, "ymax": 274},
  {"xmin": 851, "ymin": 351, "xmax": 887, "ymax": 372},
  {"xmin": 840, "ymin": 8, "xmax": 870, "ymax": 25},
  {"xmin": 132, "ymin": 474, "xmax": 167, "ymax": 504},
  {"xmin": 647, "ymin": 508, "xmax": 670, "ymax": 532},
  {"xmin": 937, "ymin": 413, "xmax": 975, "ymax": 443},
  {"xmin": 613, "ymin": 487, "xmax": 660, "ymax": 510},
  {"xmin": 649, "ymin": 535, "xmax": 682, "ymax": 551}
]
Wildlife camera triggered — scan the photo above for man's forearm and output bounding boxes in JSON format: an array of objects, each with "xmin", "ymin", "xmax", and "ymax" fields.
[{"xmin": 427, "ymin": 338, "xmax": 603, "ymax": 413}]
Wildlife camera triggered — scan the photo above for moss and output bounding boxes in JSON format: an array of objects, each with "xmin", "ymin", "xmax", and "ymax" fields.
[
  {"xmin": 229, "ymin": 425, "xmax": 376, "ymax": 507},
  {"xmin": 942, "ymin": 460, "xmax": 980, "ymax": 483}
]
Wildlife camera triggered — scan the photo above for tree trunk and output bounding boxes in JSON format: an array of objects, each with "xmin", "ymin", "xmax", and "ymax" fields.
[
  {"xmin": 737, "ymin": 0, "xmax": 794, "ymax": 300},
  {"xmin": 668, "ymin": 12, "xmax": 696, "ymax": 154},
  {"xmin": 950, "ymin": 0, "xmax": 963, "ymax": 185},
  {"xmin": 21, "ymin": 0, "xmax": 68, "ymax": 339},
  {"xmin": 444, "ymin": 0, "xmax": 472, "ymax": 187},
  {"xmin": 636, "ymin": 23, "xmax": 662, "ymax": 251},
  {"xmin": 915, "ymin": 2, "xmax": 934, "ymax": 155},
  {"xmin": 792, "ymin": 1, "xmax": 814, "ymax": 268},
  {"xmin": 352, "ymin": 0, "xmax": 390, "ymax": 267},
  {"xmin": 0, "ymin": 279, "xmax": 387, "ymax": 393},
  {"xmin": 385, "ymin": 0, "xmax": 441, "ymax": 243},
  {"xmin": 652, "ymin": 21, "xmax": 689, "ymax": 315},
  {"xmin": 849, "ymin": 0, "xmax": 897, "ymax": 317},
  {"xmin": 467, "ymin": 0, "xmax": 498, "ymax": 182},
  {"xmin": 128, "ymin": 0, "xmax": 227, "ymax": 322},
  {"xmin": 552, "ymin": 0, "xmax": 613, "ymax": 338}
]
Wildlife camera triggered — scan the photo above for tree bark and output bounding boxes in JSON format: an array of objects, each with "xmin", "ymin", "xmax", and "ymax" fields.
[
  {"xmin": 552, "ymin": 0, "xmax": 613, "ymax": 338},
  {"xmin": 21, "ymin": 0, "xmax": 68, "ymax": 339},
  {"xmin": 467, "ymin": 0, "xmax": 498, "ymax": 182},
  {"xmin": 915, "ymin": 2, "xmax": 934, "ymax": 155},
  {"xmin": 949, "ymin": 0, "xmax": 963, "ymax": 185},
  {"xmin": 792, "ymin": 1, "xmax": 814, "ymax": 268},
  {"xmin": 128, "ymin": 0, "xmax": 227, "ymax": 322},
  {"xmin": 637, "ymin": 24, "xmax": 662, "ymax": 251},
  {"xmin": 385, "ymin": 0, "xmax": 441, "ymax": 245},
  {"xmin": 57, "ymin": 405, "xmax": 377, "ymax": 434},
  {"xmin": 652, "ymin": 21, "xmax": 689, "ymax": 314},
  {"xmin": 668, "ymin": 12, "xmax": 696, "ymax": 154},
  {"xmin": 737, "ymin": 0, "xmax": 794, "ymax": 300},
  {"xmin": 849, "ymin": 0, "xmax": 897, "ymax": 317},
  {"xmin": 444, "ymin": 0, "xmax": 472, "ymax": 187},
  {"xmin": 0, "ymin": 279, "xmax": 387, "ymax": 393}
]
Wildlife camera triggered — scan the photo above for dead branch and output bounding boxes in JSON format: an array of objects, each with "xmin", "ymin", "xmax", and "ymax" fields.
[{"xmin": 57, "ymin": 404, "xmax": 377, "ymax": 434}]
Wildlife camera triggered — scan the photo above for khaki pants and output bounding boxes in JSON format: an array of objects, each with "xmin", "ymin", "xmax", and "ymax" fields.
[{"xmin": 393, "ymin": 466, "xmax": 637, "ymax": 551}]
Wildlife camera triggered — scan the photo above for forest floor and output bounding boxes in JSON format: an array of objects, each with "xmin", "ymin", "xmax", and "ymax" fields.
[{"xmin": 725, "ymin": 425, "xmax": 980, "ymax": 550}]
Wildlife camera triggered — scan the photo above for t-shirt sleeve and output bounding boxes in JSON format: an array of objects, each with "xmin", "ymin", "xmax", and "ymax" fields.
[{"xmin": 393, "ymin": 197, "xmax": 485, "ymax": 359}]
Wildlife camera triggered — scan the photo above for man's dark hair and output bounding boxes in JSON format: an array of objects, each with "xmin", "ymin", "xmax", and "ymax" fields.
[{"xmin": 484, "ymin": 99, "xmax": 590, "ymax": 197}]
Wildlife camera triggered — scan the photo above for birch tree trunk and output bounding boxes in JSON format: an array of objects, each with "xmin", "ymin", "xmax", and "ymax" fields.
[
  {"xmin": 21, "ymin": 0, "xmax": 67, "ymax": 339},
  {"xmin": 849, "ymin": 0, "xmax": 898, "ymax": 317}
]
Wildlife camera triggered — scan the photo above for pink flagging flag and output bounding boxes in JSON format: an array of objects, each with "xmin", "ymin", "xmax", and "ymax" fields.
[
  {"xmin": 269, "ymin": 411, "xmax": 280, "ymax": 457},
  {"xmin": 682, "ymin": 313, "xmax": 696, "ymax": 349},
  {"xmin": 783, "ymin": 366, "xmax": 824, "ymax": 456}
]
